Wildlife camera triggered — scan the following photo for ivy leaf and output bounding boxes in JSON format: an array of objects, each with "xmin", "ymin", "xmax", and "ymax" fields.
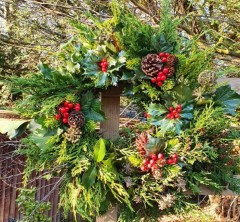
[
  {"xmin": 172, "ymin": 83, "xmax": 193, "ymax": 102},
  {"xmin": 146, "ymin": 135, "xmax": 166, "ymax": 154},
  {"xmin": 94, "ymin": 138, "xmax": 106, "ymax": 162},
  {"xmin": 38, "ymin": 63, "xmax": 53, "ymax": 80},
  {"xmin": 0, "ymin": 118, "xmax": 30, "ymax": 139},
  {"xmin": 82, "ymin": 166, "xmax": 97, "ymax": 190},
  {"xmin": 214, "ymin": 85, "xmax": 240, "ymax": 115}
]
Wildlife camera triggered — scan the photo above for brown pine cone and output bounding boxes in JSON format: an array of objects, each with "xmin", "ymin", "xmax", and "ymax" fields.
[
  {"xmin": 68, "ymin": 111, "xmax": 85, "ymax": 128},
  {"xmin": 156, "ymin": 159, "xmax": 166, "ymax": 167},
  {"xmin": 166, "ymin": 66, "xmax": 175, "ymax": 77},
  {"xmin": 166, "ymin": 55, "xmax": 178, "ymax": 67},
  {"xmin": 135, "ymin": 132, "xmax": 148, "ymax": 156},
  {"xmin": 141, "ymin": 54, "xmax": 163, "ymax": 77},
  {"xmin": 152, "ymin": 169, "xmax": 163, "ymax": 180}
]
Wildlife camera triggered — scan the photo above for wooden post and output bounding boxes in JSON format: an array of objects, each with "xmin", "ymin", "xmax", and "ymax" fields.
[{"xmin": 96, "ymin": 85, "xmax": 123, "ymax": 222}]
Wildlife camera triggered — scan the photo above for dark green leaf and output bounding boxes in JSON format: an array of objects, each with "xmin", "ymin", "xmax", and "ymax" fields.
[
  {"xmin": 38, "ymin": 63, "xmax": 53, "ymax": 80},
  {"xmin": 148, "ymin": 103, "xmax": 168, "ymax": 116},
  {"xmin": 82, "ymin": 166, "xmax": 97, "ymax": 190},
  {"xmin": 214, "ymin": 85, "xmax": 240, "ymax": 115},
  {"xmin": 94, "ymin": 138, "xmax": 106, "ymax": 162},
  {"xmin": 172, "ymin": 84, "xmax": 193, "ymax": 102},
  {"xmin": 96, "ymin": 72, "xmax": 108, "ymax": 87},
  {"xmin": 146, "ymin": 135, "xmax": 166, "ymax": 154},
  {"xmin": 121, "ymin": 72, "xmax": 135, "ymax": 80},
  {"xmin": 111, "ymin": 75, "xmax": 118, "ymax": 86}
]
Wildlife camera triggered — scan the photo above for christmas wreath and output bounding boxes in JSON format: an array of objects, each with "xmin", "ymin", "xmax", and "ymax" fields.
[{"xmin": 3, "ymin": 1, "xmax": 240, "ymax": 221}]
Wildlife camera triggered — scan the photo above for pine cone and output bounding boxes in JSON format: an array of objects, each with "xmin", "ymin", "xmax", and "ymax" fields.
[
  {"xmin": 141, "ymin": 54, "xmax": 163, "ymax": 77},
  {"xmin": 156, "ymin": 159, "xmax": 166, "ymax": 167},
  {"xmin": 166, "ymin": 66, "xmax": 175, "ymax": 77},
  {"xmin": 152, "ymin": 169, "xmax": 163, "ymax": 180},
  {"xmin": 64, "ymin": 126, "xmax": 82, "ymax": 143},
  {"xmin": 135, "ymin": 132, "xmax": 148, "ymax": 156},
  {"xmin": 68, "ymin": 111, "xmax": 85, "ymax": 128},
  {"xmin": 166, "ymin": 55, "xmax": 178, "ymax": 67}
]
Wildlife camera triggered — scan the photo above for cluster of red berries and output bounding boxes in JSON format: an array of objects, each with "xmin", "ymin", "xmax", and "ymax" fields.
[
  {"xmin": 55, "ymin": 101, "xmax": 81, "ymax": 124},
  {"xmin": 99, "ymin": 58, "xmax": 108, "ymax": 72},
  {"xmin": 151, "ymin": 52, "xmax": 171, "ymax": 87},
  {"xmin": 140, "ymin": 153, "xmax": 178, "ymax": 172},
  {"xmin": 166, "ymin": 104, "xmax": 182, "ymax": 119}
]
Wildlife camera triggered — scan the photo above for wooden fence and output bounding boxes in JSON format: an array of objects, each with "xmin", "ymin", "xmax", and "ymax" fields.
[{"xmin": 0, "ymin": 134, "xmax": 62, "ymax": 222}]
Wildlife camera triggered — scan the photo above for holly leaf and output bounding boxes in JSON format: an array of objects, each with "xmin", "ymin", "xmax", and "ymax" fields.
[
  {"xmin": 181, "ymin": 104, "xmax": 194, "ymax": 120},
  {"xmin": 94, "ymin": 138, "xmax": 106, "ymax": 162},
  {"xmin": 121, "ymin": 72, "xmax": 135, "ymax": 80},
  {"xmin": 82, "ymin": 166, "xmax": 97, "ymax": 190},
  {"xmin": 96, "ymin": 72, "xmax": 108, "ymax": 87},
  {"xmin": 146, "ymin": 135, "xmax": 166, "ymax": 154},
  {"xmin": 160, "ymin": 118, "xmax": 175, "ymax": 133},
  {"xmin": 81, "ymin": 91, "xmax": 106, "ymax": 122},
  {"xmin": 148, "ymin": 103, "xmax": 168, "ymax": 116},
  {"xmin": 111, "ymin": 75, "xmax": 118, "ymax": 86},
  {"xmin": 214, "ymin": 85, "xmax": 240, "ymax": 115}
]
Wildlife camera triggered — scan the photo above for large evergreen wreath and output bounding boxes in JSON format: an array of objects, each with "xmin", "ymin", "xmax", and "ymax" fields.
[{"xmin": 3, "ymin": 1, "xmax": 240, "ymax": 221}]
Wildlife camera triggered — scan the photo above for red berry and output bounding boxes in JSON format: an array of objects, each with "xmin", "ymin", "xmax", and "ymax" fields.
[
  {"xmin": 163, "ymin": 68, "xmax": 169, "ymax": 74},
  {"xmin": 170, "ymin": 115, "xmax": 175, "ymax": 119},
  {"xmin": 55, "ymin": 114, "xmax": 61, "ymax": 120},
  {"xmin": 151, "ymin": 77, "xmax": 157, "ymax": 83},
  {"xmin": 175, "ymin": 113, "xmax": 180, "ymax": 118},
  {"xmin": 158, "ymin": 153, "xmax": 164, "ymax": 159},
  {"xmin": 151, "ymin": 154, "xmax": 158, "ymax": 161},
  {"xmin": 177, "ymin": 104, "xmax": 182, "ymax": 112},
  {"xmin": 158, "ymin": 71, "xmax": 164, "ymax": 76},
  {"xmin": 172, "ymin": 158, "xmax": 178, "ymax": 164},
  {"xmin": 75, "ymin": 103, "xmax": 80, "ymax": 107},
  {"xmin": 148, "ymin": 163, "xmax": 152, "ymax": 169},
  {"xmin": 102, "ymin": 61, "xmax": 108, "ymax": 67},
  {"xmin": 143, "ymin": 159, "xmax": 149, "ymax": 165},
  {"xmin": 68, "ymin": 103, "xmax": 74, "ymax": 109},
  {"xmin": 74, "ymin": 106, "xmax": 81, "ymax": 111},
  {"xmin": 166, "ymin": 159, "xmax": 174, "ymax": 165},
  {"xmin": 167, "ymin": 113, "xmax": 172, "ymax": 119},
  {"xmin": 102, "ymin": 68, "xmax": 107, "ymax": 72},
  {"xmin": 157, "ymin": 76, "xmax": 161, "ymax": 81},
  {"xmin": 157, "ymin": 81, "xmax": 163, "ymax": 87},
  {"xmin": 62, "ymin": 118, "xmax": 68, "ymax": 124},
  {"xmin": 160, "ymin": 75, "xmax": 167, "ymax": 81},
  {"xmin": 169, "ymin": 107, "xmax": 174, "ymax": 112},
  {"xmin": 165, "ymin": 53, "xmax": 170, "ymax": 57},
  {"xmin": 63, "ymin": 101, "xmax": 69, "ymax": 107},
  {"xmin": 102, "ymin": 58, "xmax": 107, "ymax": 62},
  {"xmin": 141, "ymin": 165, "xmax": 148, "ymax": 172},
  {"xmin": 65, "ymin": 107, "xmax": 70, "ymax": 112},
  {"xmin": 149, "ymin": 159, "xmax": 156, "ymax": 165},
  {"xmin": 172, "ymin": 110, "xmax": 177, "ymax": 115},
  {"xmin": 159, "ymin": 52, "xmax": 165, "ymax": 57},
  {"xmin": 63, "ymin": 112, "xmax": 69, "ymax": 118},
  {"xmin": 171, "ymin": 153, "xmax": 178, "ymax": 159},
  {"xmin": 60, "ymin": 107, "xmax": 67, "ymax": 114},
  {"xmin": 162, "ymin": 57, "xmax": 167, "ymax": 63}
]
